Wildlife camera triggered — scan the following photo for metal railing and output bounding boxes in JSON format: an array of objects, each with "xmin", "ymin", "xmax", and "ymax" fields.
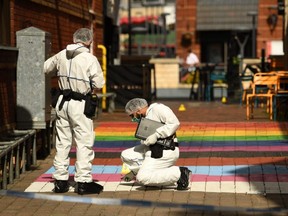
[{"xmin": 0, "ymin": 129, "xmax": 36, "ymax": 189}]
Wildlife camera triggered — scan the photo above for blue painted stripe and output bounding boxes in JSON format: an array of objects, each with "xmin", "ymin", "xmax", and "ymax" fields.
[
  {"xmin": 44, "ymin": 165, "xmax": 288, "ymax": 176},
  {"xmin": 208, "ymin": 166, "xmax": 222, "ymax": 175}
]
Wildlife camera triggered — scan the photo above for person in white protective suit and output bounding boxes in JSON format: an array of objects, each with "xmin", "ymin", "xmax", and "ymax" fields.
[
  {"xmin": 44, "ymin": 28, "xmax": 105, "ymax": 195},
  {"xmin": 121, "ymin": 98, "xmax": 191, "ymax": 190}
]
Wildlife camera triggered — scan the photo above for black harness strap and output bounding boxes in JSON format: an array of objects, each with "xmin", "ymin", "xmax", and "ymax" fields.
[{"xmin": 58, "ymin": 89, "xmax": 86, "ymax": 110}]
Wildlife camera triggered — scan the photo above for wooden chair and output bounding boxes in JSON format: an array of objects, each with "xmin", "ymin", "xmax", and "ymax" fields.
[
  {"xmin": 240, "ymin": 64, "xmax": 260, "ymax": 105},
  {"xmin": 273, "ymin": 71, "xmax": 288, "ymax": 120},
  {"xmin": 246, "ymin": 72, "xmax": 278, "ymax": 120},
  {"xmin": 240, "ymin": 75, "xmax": 253, "ymax": 105},
  {"xmin": 276, "ymin": 71, "xmax": 288, "ymax": 93}
]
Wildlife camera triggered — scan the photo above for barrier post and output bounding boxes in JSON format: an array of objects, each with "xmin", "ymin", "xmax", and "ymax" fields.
[{"xmin": 97, "ymin": 45, "xmax": 107, "ymax": 110}]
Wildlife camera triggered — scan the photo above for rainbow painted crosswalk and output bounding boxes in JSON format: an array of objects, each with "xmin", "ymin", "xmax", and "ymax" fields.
[{"xmin": 25, "ymin": 121, "xmax": 288, "ymax": 194}]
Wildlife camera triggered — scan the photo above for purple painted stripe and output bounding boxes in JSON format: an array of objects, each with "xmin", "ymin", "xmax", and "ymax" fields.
[
  {"xmin": 180, "ymin": 146, "xmax": 288, "ymax": 152},
  {"xmin": 35, "ymin": 174, "xmax": 288, "ymax": 182},
  {"xmin": 69, "ymin": 146, "xmax": 288, "ymax": 153}
]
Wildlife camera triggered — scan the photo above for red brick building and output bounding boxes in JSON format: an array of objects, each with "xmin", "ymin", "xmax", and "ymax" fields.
[{"xmin": 175, "ymin": 0, "xmax": 283, "ymax": 67}]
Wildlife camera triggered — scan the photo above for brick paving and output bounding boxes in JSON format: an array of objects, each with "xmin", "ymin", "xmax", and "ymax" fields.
[{"xmin": 1, "ymin": 100, "xmax": 288, "ymax": 216}]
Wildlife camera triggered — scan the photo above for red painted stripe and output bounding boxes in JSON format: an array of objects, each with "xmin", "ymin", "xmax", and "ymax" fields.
[{"xmin": 68, "ymin": 157, "xmax": 287, "ymax": 166}]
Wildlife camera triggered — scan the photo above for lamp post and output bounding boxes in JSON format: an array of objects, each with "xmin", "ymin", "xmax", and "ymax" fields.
[
  {"xmin": 247, "ymin": 11, "xmax": 258, "ymax": 58},
  {"xmin": 128, "ymin": 0, "xmax": 132, "ymax": 55}
]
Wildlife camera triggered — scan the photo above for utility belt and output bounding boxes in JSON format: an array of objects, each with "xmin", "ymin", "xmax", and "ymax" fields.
[
  {"xmin": 150, "ymin": 135, "xmax": 178, "ymax": 159},
  {"xmin": 163, "ymin": 142, "xmax": 179, "ymax": 150},
  {"xmin": 156, "ymin": 134, "xmax": 177, "ymax": 150},
  {"xmin": 50, "ymin": 88, "xmax": 98, "ymax": 118},
  {"xmin": 58, "ymin": 89, "xmax": 86, "ymax": 110}
]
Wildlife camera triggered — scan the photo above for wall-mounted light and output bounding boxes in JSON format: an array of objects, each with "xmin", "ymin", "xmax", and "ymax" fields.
[
  {"xmin": 180, "ymin": 32, "xmax": 192, "ymax": 48},
  {"xmin": 267, "ymin": 14, "xmax": 278, "ymax": 32}
]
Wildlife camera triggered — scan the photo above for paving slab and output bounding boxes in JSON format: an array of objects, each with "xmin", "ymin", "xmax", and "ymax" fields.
[{"xmin": 1, "ymin": 100, "xmax": 288, "ymax": 216}]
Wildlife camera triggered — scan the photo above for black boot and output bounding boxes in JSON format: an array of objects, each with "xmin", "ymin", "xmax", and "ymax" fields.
[
  {"xmin": 76, "ymin": 182, "xmax": 104, "ymax": 195},
  {"xmin": 177, "ymin": 167, "xmax": 191, "ymax": 190},
  {"xmin": 54, "ymin": 180, "xmax": 69, "ymax": 193}
]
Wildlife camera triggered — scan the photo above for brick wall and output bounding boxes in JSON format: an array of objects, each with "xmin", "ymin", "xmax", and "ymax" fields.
[
  {"xmin": 10, "ymin": 0, "xmax": 104, "ymax": 57},
  {"xmin": 92, "ymin": 0, "xmax": 104, "ymax": 59},
  {"xmin": 257, "ymin": 0, "xmax": 283, "ymax": 57},
  {"xmin": 12, "ymin": 0, "xmax": 91, "ymax": 53},
  {"xmin": 175, "ymin": 0, "xmax": 198, "ymax": 60},
  {"xmin": 0, "ymin": 48, "xmax": 18, "ymax": 132}
]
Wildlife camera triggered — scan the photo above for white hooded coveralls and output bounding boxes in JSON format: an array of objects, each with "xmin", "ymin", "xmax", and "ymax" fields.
[
  {"xmin": 44, "ymin": 44, "xmax": 105, "ymax": 183},
  {"xmin": 121, "ymin": 103, "xmax": 181, "ymax": 186}
]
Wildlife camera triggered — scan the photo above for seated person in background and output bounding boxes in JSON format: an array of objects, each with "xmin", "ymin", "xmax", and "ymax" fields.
[{"xmin": 180, "ymin": 48, "xmax": 200, "ymax": 83}]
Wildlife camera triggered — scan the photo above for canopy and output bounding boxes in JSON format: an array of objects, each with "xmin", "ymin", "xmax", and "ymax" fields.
[
  {"xmin": 120, "ymin": 15, "xmax": 165, "ymax": 34},
  {"xmin": 120, "ymin": 15, "xmax": 159, "ymax": 25}
]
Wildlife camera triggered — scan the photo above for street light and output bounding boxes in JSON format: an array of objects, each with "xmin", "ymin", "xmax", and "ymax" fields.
[
  {"xmin": 247, "ymin": 11, "xmax": 258, "ymax": 58},
  {"xmin": 128, "ymin": 0, "xmax": 132, "ymax": 55}
]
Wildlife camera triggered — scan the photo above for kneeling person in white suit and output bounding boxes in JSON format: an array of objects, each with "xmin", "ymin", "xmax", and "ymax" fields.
[{"xmin": 121, "ymin": 98, "xmax": 191, "ymax": 190}]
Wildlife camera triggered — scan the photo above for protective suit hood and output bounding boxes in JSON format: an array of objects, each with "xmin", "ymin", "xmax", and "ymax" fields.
[{"xmin": 66, "ymin": 44, "xmax": 89, "ymax": 59}]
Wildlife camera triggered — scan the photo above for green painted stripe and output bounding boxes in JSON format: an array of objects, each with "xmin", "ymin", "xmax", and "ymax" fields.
[
  {"xmin": 95, "ymin": 136, "xmax": 137, "ymax": 141},
  {"xmin": 94, "ymin": 135, "xmax": 288, "ymax": 142}
]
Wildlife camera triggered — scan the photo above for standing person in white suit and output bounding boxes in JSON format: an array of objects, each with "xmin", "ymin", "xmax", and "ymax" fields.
[
  {"xmin": 121, "ymin": 98, "xmax": 191, "ymax": 190},
  {"xmin": 44, "ymin": 28, "xmax": 105, "ymax": 195}
]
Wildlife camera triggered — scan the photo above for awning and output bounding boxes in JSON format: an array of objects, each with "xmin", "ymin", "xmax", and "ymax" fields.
[
  {"xmin": 196, "ymin": 0, "xmax": 259, "ymax": 31},
  {"xmin": 120, "ymin": 15, "xmax": 159, "ymax": 25},
  {"xmin": 120, "ymin": 22, "xmax": 166, "ymax": 34},
  {"xmin": 120, "ymin": 15, "xmax": 165, "ymax": 34}
]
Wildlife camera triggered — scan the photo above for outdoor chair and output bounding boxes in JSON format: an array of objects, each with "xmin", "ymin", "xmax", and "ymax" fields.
[
  {"xmin": 240, "ymin": 75, "xmax": 253, "ymax": 106},
  {"xmin": 246, "ymin": 72, "xmax": 278, "ymax": 120},
  {"xmin": 273, "ymin": 71, "xmax": 288, "ymax": 120},
  {"xmin": 206, "ymin": 69, "xmax": 228, "ymax": 101}
]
